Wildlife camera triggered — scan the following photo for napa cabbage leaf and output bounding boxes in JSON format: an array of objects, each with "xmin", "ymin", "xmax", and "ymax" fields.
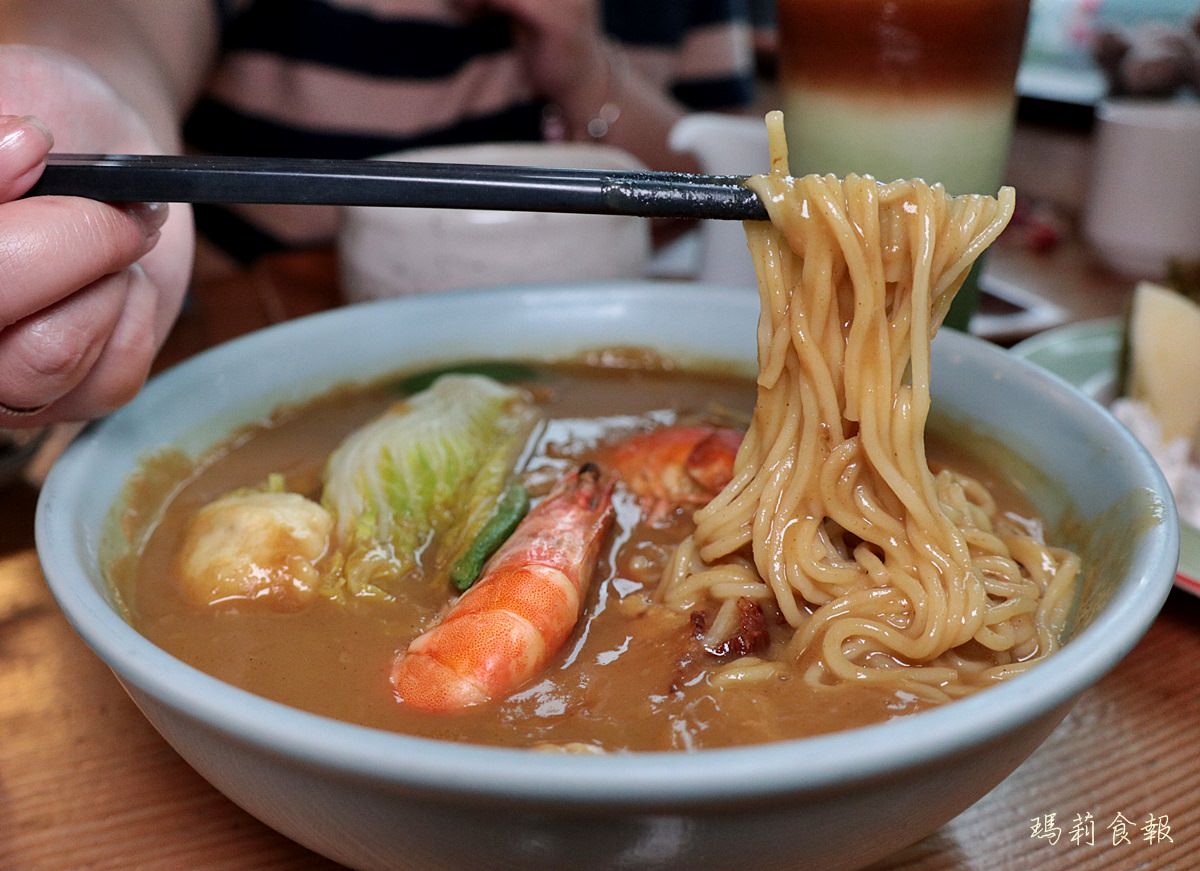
[{"xmin": 320, "ymin": 374, "xmax": 537, "ymax": 599}]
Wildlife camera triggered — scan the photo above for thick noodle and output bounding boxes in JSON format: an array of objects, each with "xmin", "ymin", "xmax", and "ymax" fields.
[{"xmin": 660, "ymin": 112, "xmax": 1080, "ymax": 702}]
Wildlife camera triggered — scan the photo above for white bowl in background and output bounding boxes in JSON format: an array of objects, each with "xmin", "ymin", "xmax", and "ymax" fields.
[
  {"xmin": 37, "ymin": 284, "xmax": 1178, "ymax": 871},
  {"xmin": 668, "ymin": 113, "xmax": 768, "ymax": 287},
  {"xmin": 338, "ymin": 143, "xmax": 651, "ymax": 302}
]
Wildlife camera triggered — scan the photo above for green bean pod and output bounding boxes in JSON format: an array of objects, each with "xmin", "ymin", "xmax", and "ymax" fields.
[{"xmin": 450, "ymin": 482, "xmax": 530, "ymax": 590}]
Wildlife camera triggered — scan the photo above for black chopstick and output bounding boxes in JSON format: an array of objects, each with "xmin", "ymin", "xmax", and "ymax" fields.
[{"xmin": 26, "ymin": 154, "xmax": 769, "ymax": 221}]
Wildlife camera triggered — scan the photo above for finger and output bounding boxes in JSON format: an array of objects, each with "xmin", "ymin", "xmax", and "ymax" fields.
[
  {"xmin": 479, "ymin": 0, "xmax": 593, "ymax": 30},
  {"xmin": 0, "ymin": 114, "xmax": 53, "ymax": 202},
  {"xmin": 31, "ymin": 264, "xmax": 160, "ymax": 422},
  {"xmin": 0, "ymin": 195, "xmax": 168, "ymax": 326},
  {"xmin": 0, "ymin": 268, "xmax": 133, "ymax": 411}
]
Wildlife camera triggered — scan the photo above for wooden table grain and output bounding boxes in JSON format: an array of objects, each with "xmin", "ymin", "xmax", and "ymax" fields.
[{"xmin": 3, "ymin": 247, "xmax": 1195, "ymax": 871}]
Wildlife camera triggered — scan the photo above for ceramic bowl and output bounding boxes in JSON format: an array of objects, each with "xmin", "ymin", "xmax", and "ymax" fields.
[
  {"xmin": 36, "ymin": 284, "xmax": 1178, "ymax": 871},
  {"xmin": 338, "ymin": 143, "xmax": 651, "ymax": 302},
  {"xmin": 1082, "ymin": 99, "xmax": 1200, "ymax": 278}
]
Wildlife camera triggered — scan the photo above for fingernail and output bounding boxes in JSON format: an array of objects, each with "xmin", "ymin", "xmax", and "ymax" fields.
[
  {"xmin": 0, "ymin": 114, "xmax": 54, "ymax": 177},
  {"xmin": 20, "ymin": 115, "xmax": 53, "ymax": 147},
  {"xmin": 0, "ymin": 115, "xmax": 54, "ymax": 148},
  {"xmin": 122, "ymin": 201, "xmax": 170, "ymax": 234}
]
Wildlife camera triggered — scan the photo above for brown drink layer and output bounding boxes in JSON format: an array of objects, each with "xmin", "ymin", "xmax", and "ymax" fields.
[{"xmin": 778, "ymin": 0, "xmax": 1029, "ymax": 96}]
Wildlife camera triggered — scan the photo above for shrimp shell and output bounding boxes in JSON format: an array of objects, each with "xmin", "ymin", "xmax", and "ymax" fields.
[{"xmin": 391, "ymin": 464, "xmax": 615, "ymax": 712}]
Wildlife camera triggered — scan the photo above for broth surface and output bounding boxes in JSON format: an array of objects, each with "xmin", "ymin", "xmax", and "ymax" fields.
[{"xmin": 118, "ymin": 361, "xmax": 1040, "ymax": 751}]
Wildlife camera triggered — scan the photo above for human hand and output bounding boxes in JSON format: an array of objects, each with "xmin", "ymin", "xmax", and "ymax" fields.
[
  {"xmin": 0, "ymin": 46, "xmax": 193, "ymax": 427},
  {"xmin": 461, "ymin": 0, "xmax": 609, "ymax": 105}
]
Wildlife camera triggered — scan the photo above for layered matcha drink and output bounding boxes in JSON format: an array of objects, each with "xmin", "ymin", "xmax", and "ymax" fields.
[
  {"xmin": 778, "ymin": 0, "xmax": 1029, "ymax": 193},
  {"xmin": 777, "ymin": 0, "xmax": 1030, "ymax": 326}
]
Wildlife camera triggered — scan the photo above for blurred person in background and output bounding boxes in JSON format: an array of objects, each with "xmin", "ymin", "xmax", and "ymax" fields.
[{"xmin": 0, "ymin": 0, "xmax": 755, "ymax": 426}]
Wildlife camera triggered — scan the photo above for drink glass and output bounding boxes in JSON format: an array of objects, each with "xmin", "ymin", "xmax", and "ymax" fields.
[{"xmin": 776, "ymin": 0, "xmax": 1031, "ymax": 331}]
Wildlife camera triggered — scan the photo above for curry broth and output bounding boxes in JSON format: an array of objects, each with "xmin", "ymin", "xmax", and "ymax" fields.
[{"xmin": 119, "ymin": 361, "xmax": 1040, "ymax": 751}]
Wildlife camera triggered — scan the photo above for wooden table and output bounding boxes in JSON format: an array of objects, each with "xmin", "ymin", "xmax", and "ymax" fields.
[{"xmin": 3, "ymin": 247, "xmax": 1196, "ymax": 871}]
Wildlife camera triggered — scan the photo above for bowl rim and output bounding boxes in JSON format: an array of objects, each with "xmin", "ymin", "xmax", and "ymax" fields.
[{"xmin": 35, "ymin": 282, "xmax": 1180, "ymax": 807}]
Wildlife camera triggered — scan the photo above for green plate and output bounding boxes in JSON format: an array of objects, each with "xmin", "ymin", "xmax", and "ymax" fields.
[{"xmin": 1011, "ymin": 318, "xmax": 1200, "ymax": 596}]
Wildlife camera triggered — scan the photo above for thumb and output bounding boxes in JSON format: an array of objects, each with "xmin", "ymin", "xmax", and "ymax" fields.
[{"xmin": 0, "ymin": 114, "xmax": 53, "ymax": 203}]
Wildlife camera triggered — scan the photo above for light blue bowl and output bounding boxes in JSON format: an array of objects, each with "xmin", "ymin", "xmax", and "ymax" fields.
[{"xmin": 36, "ymin": 284, "xmax": 1178, "ymax": 871}]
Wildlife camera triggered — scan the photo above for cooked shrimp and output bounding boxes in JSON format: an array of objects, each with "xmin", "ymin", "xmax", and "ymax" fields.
[
  {"xmin": 391, "ymin": 463, "xmax": 615, "ymax": 712},
  {"xmin": 601, "ymin": 425, "xmax": 742, "ymax": 522}
]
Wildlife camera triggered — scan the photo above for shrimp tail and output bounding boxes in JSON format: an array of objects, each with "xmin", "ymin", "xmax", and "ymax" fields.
[{"xmin": 390, "ymin": 464, "xmax": 615, "ymax": 712}]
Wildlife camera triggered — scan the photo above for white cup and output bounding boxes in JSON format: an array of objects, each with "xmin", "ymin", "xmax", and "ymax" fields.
[
  {"xmin": 669, "ymin": 113, "xmax": 770, "ymax": 287},
  {"xmin": 339, "ymin": 143, "xmax": 651, "ymax": 302},
  {"xmin": 1083, "ymin": 99, "xmax": 1200, "ymax": 279}
]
